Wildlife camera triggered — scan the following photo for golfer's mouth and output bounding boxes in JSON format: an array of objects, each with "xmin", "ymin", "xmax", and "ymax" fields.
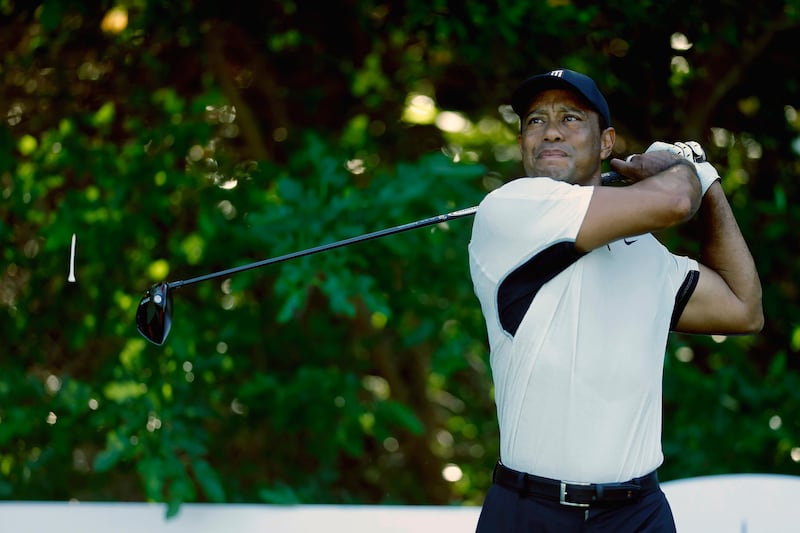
[{"xmin": 537, "ymin": 149, "xmax": 569, "ymax": 160}]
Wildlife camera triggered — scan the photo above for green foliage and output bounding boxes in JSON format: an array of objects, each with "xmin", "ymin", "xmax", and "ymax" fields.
[{"xmin": 2, "ymin": 0, "xmax": 800, "ymax": 518}]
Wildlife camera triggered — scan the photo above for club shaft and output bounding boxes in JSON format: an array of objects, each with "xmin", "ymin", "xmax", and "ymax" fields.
[
  {"xmin": 165, "ymin": 171, "xmax": 622, "ymax": 290},
  {"xmin": 168, "ymin": 206, "xmax": 479, "ymax": 290}
]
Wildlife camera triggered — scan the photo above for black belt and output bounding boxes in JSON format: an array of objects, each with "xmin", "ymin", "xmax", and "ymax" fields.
[{"xmin": 493, "ymin": 462, "xmax": 659, "ymax": 508}]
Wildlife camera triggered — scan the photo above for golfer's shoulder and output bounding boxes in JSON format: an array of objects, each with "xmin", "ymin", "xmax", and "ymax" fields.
[
  {"xmin": 483, "ymin": 176, "xmax": 590, "ymax": 206},
  {"xmin": 474, "ymin": 178, "xmax": 590, "ymax": 234}
]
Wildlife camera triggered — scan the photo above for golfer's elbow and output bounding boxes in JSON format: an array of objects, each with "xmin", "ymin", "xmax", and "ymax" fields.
[
  {"xmin": 730, "ymin": 292, "xmax": 764, "ymax": 334},
  {"xmin": 743, "ymin": 274, "xmax": 765, "ymax": 333},
  {"xmin": 750, "ymin": 312, "xmax": 765, "ymax": 334},
  {"xmin": 743, "ymin": 299, "xmax": 765, "ymax": 334}
]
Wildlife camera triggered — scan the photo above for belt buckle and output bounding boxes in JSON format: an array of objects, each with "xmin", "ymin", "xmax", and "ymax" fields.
[{"xmin": 559, "ymin": 481, "xmax": 591, "ymax": 508}]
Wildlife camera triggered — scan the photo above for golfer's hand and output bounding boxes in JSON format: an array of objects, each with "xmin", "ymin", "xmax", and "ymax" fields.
[
  {"xmin": 674, "ymin": 141, "xmax": 720, "ymax": 195},
  {"xmin": 608, "ymin": 150, "xmax": 691, "ymax": 183},
  {"xmin": 644, "ymin": 141, "xmax": 720, "ymax": 195}
]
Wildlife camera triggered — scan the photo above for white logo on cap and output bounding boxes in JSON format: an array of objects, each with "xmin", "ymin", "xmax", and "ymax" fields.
[{"xmin": 550, "ymin": 70, "xmax": 564, "ymax": 78}]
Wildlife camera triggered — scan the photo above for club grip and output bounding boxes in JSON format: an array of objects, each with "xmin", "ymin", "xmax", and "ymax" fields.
[{"xmin": 600, "ymin": 170, "xmax": 629, "ymax": 186}]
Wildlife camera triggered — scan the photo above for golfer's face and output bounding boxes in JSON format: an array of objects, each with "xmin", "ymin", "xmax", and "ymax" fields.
[{"xmin": 518, "ymin": 89, "xmax": 605, "ymax": 185}]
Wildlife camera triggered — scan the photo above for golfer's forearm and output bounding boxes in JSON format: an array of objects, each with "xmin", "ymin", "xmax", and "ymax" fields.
[{"xmin": 699, "ymin": 182, "xmax": 764, "ymax": 328}]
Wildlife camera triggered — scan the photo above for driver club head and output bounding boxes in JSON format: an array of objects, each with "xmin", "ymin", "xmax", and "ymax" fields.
[{"xmin": 136, "ymin": 282, "xmax": 173, "ymax": 345}]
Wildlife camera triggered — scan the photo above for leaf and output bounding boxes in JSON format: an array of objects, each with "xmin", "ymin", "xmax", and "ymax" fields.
[
  {"xmin": 137, "ymin": 457, "xmax": 165, "ymax": 501},
  {"xmin": 38, "ymin": 1, "xmax": 63, "ymax": 32},
  {"xmin": 166, "ymin": 471, "xmax": 195, "ymax": 518},
  {"xmin": 192, "ymin": 459, "xmax": 226, "ymax": 503},
  {"xmin": 376, "ymin": 400, "xmax": 425, "ymax": 436},
  {"xmin": 93, "ymin": 432, "xmax": 128, "ymax": 473},
  {"xmin": 0, "ymin": 477, "xmax": 12, "ymax": 497},
  {"xmin": 91, "ymin": 101, "xmax": 116, "ymax": 127},
  {"xmin": 259, "ymin": 484, "xmax": 302, "ymax": 504}
]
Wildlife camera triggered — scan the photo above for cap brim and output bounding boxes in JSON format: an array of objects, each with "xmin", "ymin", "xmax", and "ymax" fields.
[{"xmin": 512, "ymin": 76, "xmax": 582, "ymax": 117}]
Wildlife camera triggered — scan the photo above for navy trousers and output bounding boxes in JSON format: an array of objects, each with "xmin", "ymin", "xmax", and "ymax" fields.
[{"xmin": 475, "ymin": 482, "xmax": 677, "ymax": 533}]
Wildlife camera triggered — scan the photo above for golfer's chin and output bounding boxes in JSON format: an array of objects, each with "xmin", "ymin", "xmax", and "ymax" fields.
[{"xmin": 531, "ymin": 161, "xmax": 573, "ymax": 182}]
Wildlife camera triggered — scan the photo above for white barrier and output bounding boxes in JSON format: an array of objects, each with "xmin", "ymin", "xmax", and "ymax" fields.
[
  {"xmin": 0, "ymin": 502, "xmax": 481, "ymax": 533},
  {"xmin": 663, "ymin": 474, "xmax": 800, "ymax": 532},
  {"xmin": 1, "ymin": 474, "xmax": 798, "ymax": 532}
]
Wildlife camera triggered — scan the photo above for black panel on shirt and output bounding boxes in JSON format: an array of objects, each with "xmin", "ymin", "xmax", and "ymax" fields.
[
  {"xmin": 497, "ymin": 241, "xmax": 586, "ymax": 337},
  {"xmin": 670, "ymin": 269, "xmax": 699, "ymax": 330}
]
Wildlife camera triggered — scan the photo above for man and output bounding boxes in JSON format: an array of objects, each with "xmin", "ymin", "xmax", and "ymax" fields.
[{"xmin": 469, "ymin": 68, "xmax": 763, "ymax": 532}]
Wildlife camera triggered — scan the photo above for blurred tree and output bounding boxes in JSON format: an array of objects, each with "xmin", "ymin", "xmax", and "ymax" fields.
[{"xmin": 1, "ymin": 0, "xmax": 799, "ymax": 517}]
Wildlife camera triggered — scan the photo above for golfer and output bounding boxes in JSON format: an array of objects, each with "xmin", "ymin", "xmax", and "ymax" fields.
[{"xmin": 469, "ymin": 68, "xmax": 763, "ymax": 532}]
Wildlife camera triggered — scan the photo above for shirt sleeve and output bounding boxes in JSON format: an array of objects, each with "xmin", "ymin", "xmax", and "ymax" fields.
[
  {"xmin": 669, "ymin": 255, "xmax": 699, "ymax": 329},
  {"xmin": 469, "ymin": 177, "xmax": 595, "ymax": 281}
]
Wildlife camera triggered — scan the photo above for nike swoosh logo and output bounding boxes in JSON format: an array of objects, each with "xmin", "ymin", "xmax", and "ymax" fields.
[{"xmin": 624, "ymin": 238, "xmax": 638, "ymax": 245}]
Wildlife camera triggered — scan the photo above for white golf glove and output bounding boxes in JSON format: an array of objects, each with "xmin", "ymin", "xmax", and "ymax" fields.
[{"xmin": 642, "ymin": 140, "xmax": 720, "ymax": 195}]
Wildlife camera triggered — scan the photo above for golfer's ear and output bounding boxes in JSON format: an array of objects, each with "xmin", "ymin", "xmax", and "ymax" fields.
[{"xmin": 600, "ymin": 127, "xmax": 615, "ymax": 160}]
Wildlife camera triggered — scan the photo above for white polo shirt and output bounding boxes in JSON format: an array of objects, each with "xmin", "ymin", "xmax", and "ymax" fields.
[{"xmin": 468, "ymin": 177, "xmax": 698, "ymax": 483}]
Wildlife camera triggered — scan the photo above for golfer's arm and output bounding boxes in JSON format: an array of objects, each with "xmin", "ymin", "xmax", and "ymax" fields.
[
  {"xmin": 576, "ymin": 162, "xmax": 700, "ymax": 252},
  {"xmin": 674, "ymin": 182, "xmax": 764, "ymax": 334}
]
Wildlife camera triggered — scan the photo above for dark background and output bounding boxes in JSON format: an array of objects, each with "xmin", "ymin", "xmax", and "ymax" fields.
[{"xmin": 2, "ymin": 0, "xmax": 799, "ymax": 517}]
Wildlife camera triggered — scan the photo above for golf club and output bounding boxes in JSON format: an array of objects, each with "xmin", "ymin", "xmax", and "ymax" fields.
[
  {"xmin": 136, "ymin": 205, "xmax": 478, "ymax": 345},
  {"xmin": 136, "ymin": 171, "xmax": 625, "ymax": 345}
]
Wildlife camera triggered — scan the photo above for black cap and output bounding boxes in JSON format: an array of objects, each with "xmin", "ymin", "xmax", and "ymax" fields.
[{"xmin": 511, "ymin": 69, "xmax": 611, "ymax": 128}]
